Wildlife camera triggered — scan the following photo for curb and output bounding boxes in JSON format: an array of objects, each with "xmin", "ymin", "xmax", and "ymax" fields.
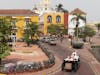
[{"xmin": 32, "ymin": 56, "xmax": 62, "ymax": 75}]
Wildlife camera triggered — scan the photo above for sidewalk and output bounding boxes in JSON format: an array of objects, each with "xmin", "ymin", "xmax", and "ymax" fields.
[{"xmin": 60, "ymin": 37, "xmax": 100, "ymax": 75}]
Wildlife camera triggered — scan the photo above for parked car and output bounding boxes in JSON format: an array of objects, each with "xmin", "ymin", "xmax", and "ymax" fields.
[
  {"xmin": 49, "ymin": 38, "xmax": 57, "ymax": 45},
  {"xmin": 42, "ymin": 36, "xmax": 50, "ymax": 43}
]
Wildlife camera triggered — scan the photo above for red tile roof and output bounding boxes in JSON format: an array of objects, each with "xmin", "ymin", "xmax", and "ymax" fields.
[
  {"xmin": 0, "ymin": 9, "xmax": 38, "ymax": 15},
  {"xmin": 70, "ymin": 8, "xmax": 86, "ymax": 15}
]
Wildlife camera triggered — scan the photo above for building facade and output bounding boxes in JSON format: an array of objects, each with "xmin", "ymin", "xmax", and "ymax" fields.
[
  {"xmin": 68, "ymin": 8, "xmax": 86, "ymax": 36},
  {"xmin": 0, "ymin": 9, "xmax": 39, "ymax": 40},
  {"xmin": 43, "ymin": 12, "xmax": 68, "ymax": 35}
]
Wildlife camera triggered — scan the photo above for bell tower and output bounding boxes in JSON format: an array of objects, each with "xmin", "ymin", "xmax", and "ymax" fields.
[{"xmin": 40, "ymin": 0, "xmax": 51, "ymax": 12}]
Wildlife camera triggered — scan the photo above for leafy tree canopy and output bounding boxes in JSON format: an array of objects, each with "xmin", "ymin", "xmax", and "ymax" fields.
[
  {"xmin": 47, "ymin": 24, "xmax": 67, "ymax": 35},
  {"xmin": 24, "ymin": 22, "xmax": 38, "ymax": 46},
  {"xmin": 78, "ymin": 26, "xmax": 96, "ymax": 38},
  {"xmin": 0, "ymin": 18, "xmax": 12, "ymax": 64}
]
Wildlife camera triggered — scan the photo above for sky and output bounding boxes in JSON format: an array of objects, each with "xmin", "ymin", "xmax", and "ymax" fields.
[{"xmin": 0, "ymin": 0, "xmax": 99, "ymax": 23}]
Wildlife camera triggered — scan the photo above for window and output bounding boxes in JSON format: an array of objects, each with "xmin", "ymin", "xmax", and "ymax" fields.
[
  {"xmin": 47, "ymin": 15, "xmax": 52, "ymax": 23},
  {"xmin": 25, "ymin": 18, "xmax": 31, "ymax": 29},
  {"xmin": 25, "ymin": 18, "xmax": 31, "ymax": 25},
  {"xmin": 56, "ymin": 15, "xmax": 61, "ymax": 23}
]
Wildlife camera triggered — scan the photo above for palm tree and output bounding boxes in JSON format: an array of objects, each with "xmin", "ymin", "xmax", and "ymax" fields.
[
  {"xmin": 56, "ymin": 3, "xmax": 68, "ymax": 13},
  {"xmin": 71, "ymin": 13, "xmax": 86, "ymax": 39},
  {"xmin": 56, "ymin": 4, "xmax": 63, "ymax": 12}
]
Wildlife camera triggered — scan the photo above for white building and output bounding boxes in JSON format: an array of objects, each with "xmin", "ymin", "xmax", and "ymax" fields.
[
  {"xmin": 33, "ymin": 0, "xmax": 55, "ymax": 15},
  {"xmin": 33, "ymin": 0, "xmax": 56, "ymax": 24},
  {"xmin": 68, "ymin": 8, "xmax": 86, "ymax": 36}
]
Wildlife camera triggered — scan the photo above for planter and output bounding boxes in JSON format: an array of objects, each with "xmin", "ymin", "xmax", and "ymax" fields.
[{"xmin": 71, "ymin": 40, "xmax": 84, "ymax": 49}]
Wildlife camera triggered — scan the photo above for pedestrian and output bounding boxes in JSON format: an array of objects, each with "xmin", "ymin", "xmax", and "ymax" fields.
[{"xmin": 60, "ymin": 34, "xmax": 64, "ymax": 43}]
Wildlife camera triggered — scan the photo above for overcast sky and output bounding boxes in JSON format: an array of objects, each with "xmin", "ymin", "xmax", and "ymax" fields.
[{"xmin": 0, "ymin": 0, "xmax": 99, "ymax": 22}]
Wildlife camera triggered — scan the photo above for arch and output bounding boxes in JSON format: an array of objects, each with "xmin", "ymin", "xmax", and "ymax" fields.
[
  {"xmin": 56, "ymin": 15, "xmax": 61, "ymax": 23},
  {"xmin": 47, "ymin": 15, "xmax": 52, "ymax": 23}
]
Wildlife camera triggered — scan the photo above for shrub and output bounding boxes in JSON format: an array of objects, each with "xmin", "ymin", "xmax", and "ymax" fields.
[
  {"xmin": 49, "ymin": 54, "xmax": 55, "ymax": 65},
  {"xmin": 15, "ymin": 64, "xmax": 25, "ymax": 72},
  {"xmin": 90, "ymin": 45, "xmax": 100, "ymax": 62},
  {"xmin": 37, "ymin": 62, "xmax": 42, "ymax": 70},
  {"xmin": 91, "ymin": 45, "xmax": 100, "ymax": 49},
  {"xmin": 37, "ymin": 42, "xmax": 55, "ymax": 68},
  {"xmin": 32, "ymin": 62, "xmax": 43, "ymax": 70},
  {"xmin": 72, "ymin": 40, "xmax": 84, "ymax": 49},
  {"xmin": 22, "ymin": 62, "xmax": 33, "ymax": 71},
  {"xmin": 43, "ymin": 60, "xmax": 51, "ymax": 68}
]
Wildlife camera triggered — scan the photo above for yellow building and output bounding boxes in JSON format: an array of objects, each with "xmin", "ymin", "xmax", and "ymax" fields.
[
  {"xmin": 0, "ymin": 9, "xmax": 39, "ymax": 39},
  {"xmin": 43, "ymin": 12, "xmax": 68, "ymax": 35}
]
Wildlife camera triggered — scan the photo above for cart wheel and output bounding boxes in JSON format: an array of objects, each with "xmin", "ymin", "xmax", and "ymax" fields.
[
  {"xmin": 73, "ymin": 62, "xmax": 78, "ymax": 72},
  {"xmin": 61, "ymin": 62, "xmax": 65, "ymax": 71},
  {"xmin": 77, "ymin": 59, "xmax": 80, "ymax": 68}
]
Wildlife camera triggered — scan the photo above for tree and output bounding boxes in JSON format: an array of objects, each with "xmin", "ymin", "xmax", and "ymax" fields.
[
  {"xmin": 0, "ymin": 18, "xmax": 12, "ymax": 65},
  {"xmin": 61, "ymin": 29, "xmax": 68, "ymax": 35},
  {"xmin": 48, "ymin": 24, "xmax": 60, "ymax": 35},
  {"xmin": 79, "ymin": 26, "xmax": 96, "ymax": 42},
  {"xmin": 56, "ymin": 3, "xmax": 68, "ymax": 13},
  {"xmin": 24, "ymin": 22, "xmax": 38, "ymax": 46},
  {"xmin": 56, "ymin": 4, "xmax": 63, "ymax": 12},
  {"xmin": 47, "ymin": 24, "xmax": 67, "ymax": 35},
  {"xmin": 71, "ymin": 14, "xmax": 86, "ymax": 39},
  {"xmin": 96, "ymin": 23, "xmax": 100, "ymax": 33}
]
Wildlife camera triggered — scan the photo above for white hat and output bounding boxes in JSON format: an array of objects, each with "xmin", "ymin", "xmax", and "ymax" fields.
[{"xmin": 72, "ymin": 51, "xmax": 77, "ymax": 55}]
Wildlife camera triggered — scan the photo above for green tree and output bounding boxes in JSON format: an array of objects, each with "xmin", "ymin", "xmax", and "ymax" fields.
[
  {"xmin": 79, "ymin": 26, "xmax": 96, "ymax": 42},
  {"xmin": 24, "ymin": 22, "xmax": 38, "ymax": 46},
  {"xmin": 56, "ymin": 4, "xmax": 63, "ymax": 12},
  {"xmin": 0, "ymin": 18, "xmax": 12, "ymax": 65},
  {"xmin": 96, "ymin": 23, "xmax": 100, "ymax": 33},
  {"xmin": 56, "ymin": 3, "xmax": 68, "ymax": 12},
  {"xmin": 47, "ymin": 24, "xmax": 61, "ymax": 35},
  {"xmin": 47, "ymin": 24, "xmax": 67, "ymax": 35},
  {"xmin": 61, "ymin": 29, "xmax": 68, "ymax": 35}
]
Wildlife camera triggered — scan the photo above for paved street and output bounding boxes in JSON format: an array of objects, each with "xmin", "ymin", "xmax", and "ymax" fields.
[
  {"xmin": 4, "ymin": 36, "xmax": 99, "ymax": 75},
  {"xmin": 43, "ymin": 38, "xmax": 95, "ymax": 75}
]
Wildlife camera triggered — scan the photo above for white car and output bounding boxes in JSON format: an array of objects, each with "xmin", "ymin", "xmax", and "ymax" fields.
[
  {"xmin": 41, "ymin": 36, "xmax": 50, "ymax": 43},
  {"xmin": 49, "ymin": 38, "xmax": 57, "ymax": 45}
]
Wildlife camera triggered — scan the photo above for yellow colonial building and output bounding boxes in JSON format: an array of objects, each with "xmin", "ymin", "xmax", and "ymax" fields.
[
  {"xmin": 43, "ymin": 12, "xmax": 68, "ymax": 35},
  {"xmin": 0, "ymin": 9, "xmax": 39, "ymax": 39}
]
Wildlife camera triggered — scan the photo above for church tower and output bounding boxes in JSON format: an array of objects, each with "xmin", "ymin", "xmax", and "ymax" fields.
[
  {"xmin": 33, "ymin": 0, "xmax": 55, "ymax": 15},
  {"xmin": 40, "ymin": 0, "xmax": 52, "ymax": 12}
]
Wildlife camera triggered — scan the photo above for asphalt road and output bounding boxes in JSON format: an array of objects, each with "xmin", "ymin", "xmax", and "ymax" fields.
[{"xmin": 43, "ymin": 39, "xmax": 95, "ymax": 75}]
